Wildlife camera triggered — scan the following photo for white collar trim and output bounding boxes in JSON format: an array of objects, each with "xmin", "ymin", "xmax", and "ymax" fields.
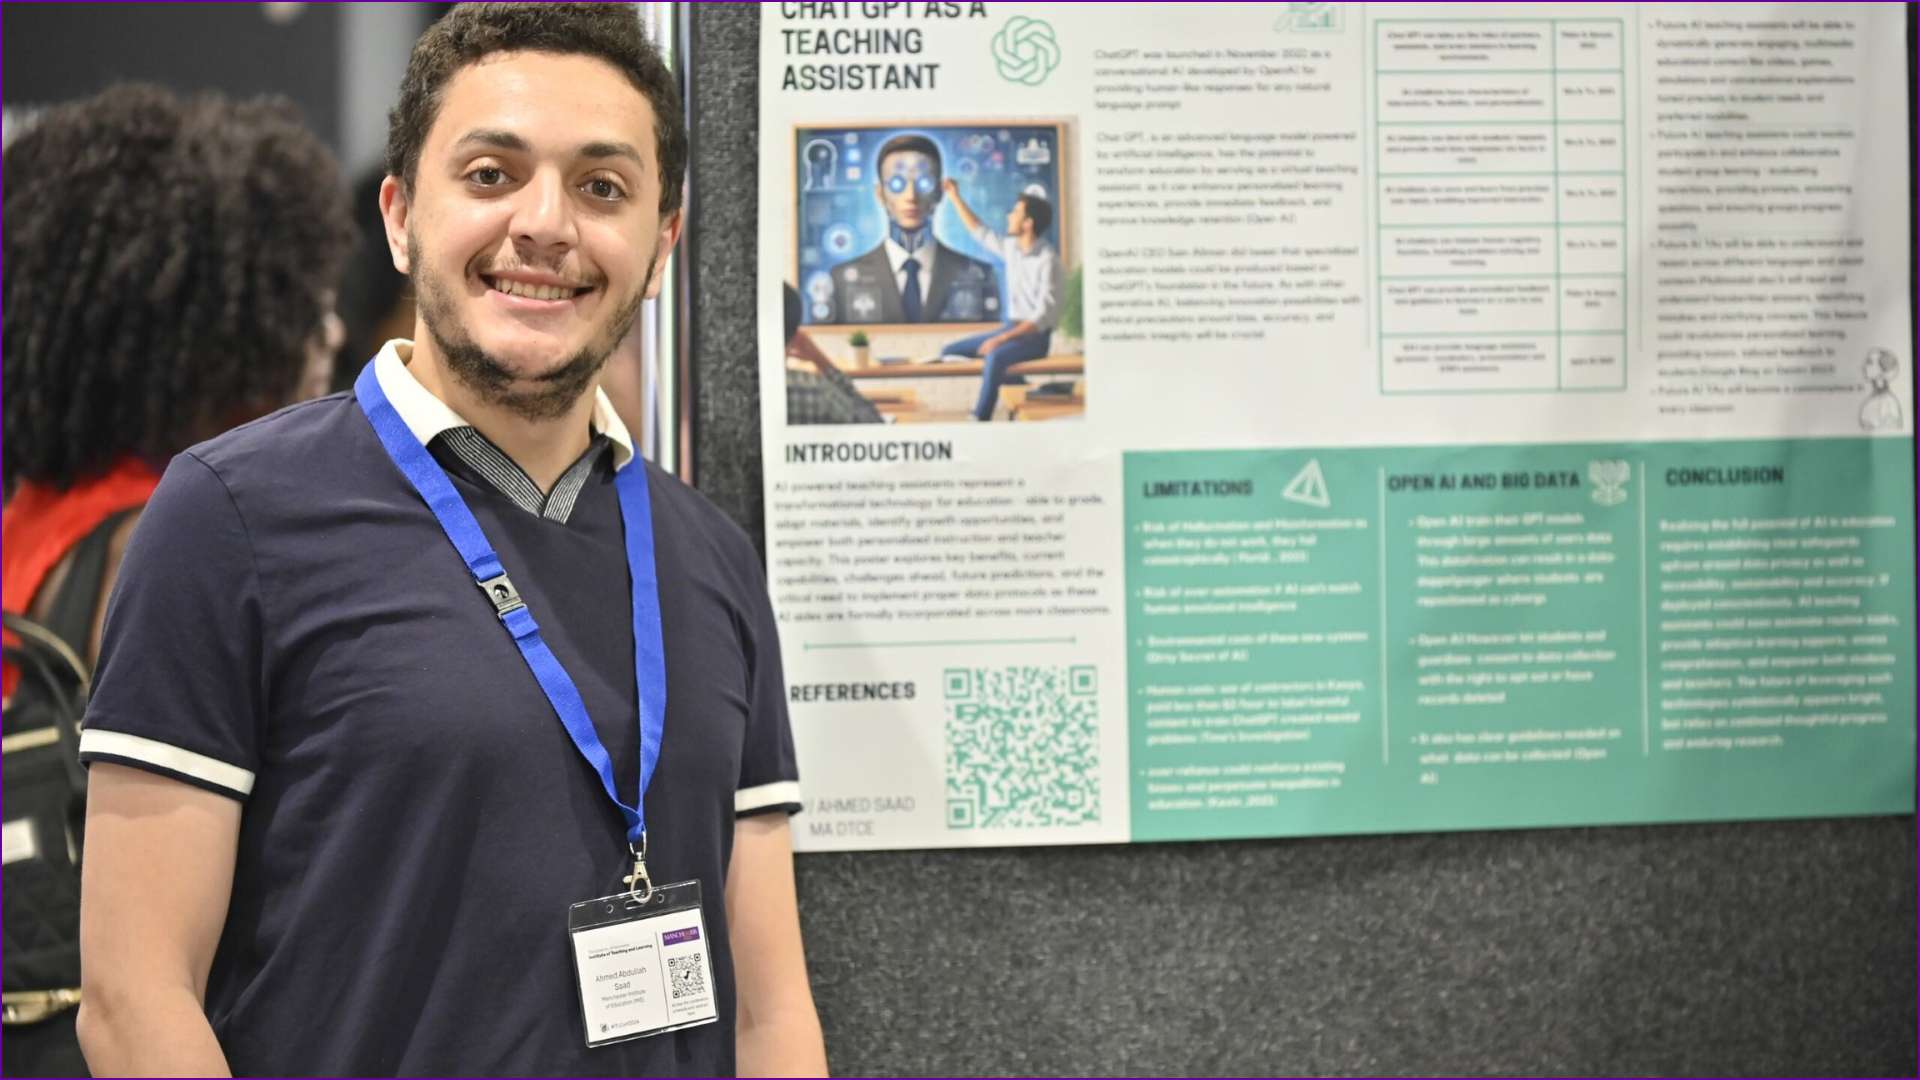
[
  {"xmin": 371, "ymin": 339, "xmax": 635, "ymax": 471},
  {"xmin": 883, "ymin": 235, "xmax": 937, "ymax": 276}
]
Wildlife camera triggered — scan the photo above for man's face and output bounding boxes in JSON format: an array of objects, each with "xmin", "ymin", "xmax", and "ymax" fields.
[
  {"xmin": 381, "ymin": 51, "xmax": 681, "ymax": 418},
  {"xmin": 875, "ymin": 149, "xmax": 940, "ymax": 231}
]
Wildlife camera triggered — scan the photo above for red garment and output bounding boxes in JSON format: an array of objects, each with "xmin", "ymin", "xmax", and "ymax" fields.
[{"xmin": 3, "ymin": 457, "xmax": 161, "ymax": 694}]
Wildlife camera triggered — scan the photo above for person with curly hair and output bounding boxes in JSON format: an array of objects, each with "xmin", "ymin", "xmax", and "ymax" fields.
[
  {"xmin": 2, "ymin": 83, "xmax": 353, "ymax": 666},
  {"xmin": 0, "ymin": 81, "xmax": 351, "ymax": 1079},
  {"xmin": 71, "ymin": 5, "xmax": 825, "ymax": 1077}
]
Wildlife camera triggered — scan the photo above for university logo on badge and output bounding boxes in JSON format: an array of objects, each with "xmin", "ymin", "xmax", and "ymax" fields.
[{"xmin": 992, "ymin": 16, "xmax": 1060, "ymax": 86}]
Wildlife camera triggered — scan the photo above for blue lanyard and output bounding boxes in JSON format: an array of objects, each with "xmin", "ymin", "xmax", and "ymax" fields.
[{"xmin": 354, "ymin": 360, "xmax": 666, "ymax": 855}]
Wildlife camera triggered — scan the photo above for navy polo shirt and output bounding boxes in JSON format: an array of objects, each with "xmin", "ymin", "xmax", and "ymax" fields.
[{"xmin": 79, "ymin": 345, "xmax": 800, "ymax": 1076}]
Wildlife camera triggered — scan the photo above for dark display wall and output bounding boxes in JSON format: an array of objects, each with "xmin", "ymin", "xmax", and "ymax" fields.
[{"xmin": 4, "ymin": 3, "xmax": 342, "ymax": 148}]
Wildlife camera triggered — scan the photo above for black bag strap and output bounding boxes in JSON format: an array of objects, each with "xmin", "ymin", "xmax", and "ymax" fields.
[
  {"xmin": 6, "ymin": 507, "xmax": 135, "ymax": 800},
  {"xmin": 39, "ymin": 507, "xmax": 139, "ymax": 661},
  {"xmin": 2, "ymin": 612, "xmax": 91, "ymax": 794}
]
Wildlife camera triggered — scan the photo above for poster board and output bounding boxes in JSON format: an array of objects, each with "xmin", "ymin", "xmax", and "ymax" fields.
[{"xmin": 754, "ymin": 2, "xmax": 1916, "ymax": 852}]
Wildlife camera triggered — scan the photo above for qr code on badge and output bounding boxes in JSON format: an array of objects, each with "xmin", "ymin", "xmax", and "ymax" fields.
[
  {"xmin": 668, "ymin": 956, "xmax": 705, "ymax": 1000},
  {"xmin": 944, "ymin": 666, "xmax": 1099, "ymax": 830}
]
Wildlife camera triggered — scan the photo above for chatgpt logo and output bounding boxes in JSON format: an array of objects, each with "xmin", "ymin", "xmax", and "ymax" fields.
[{"xmin": 992, "ymin": 16, "xmax": 1060, "ymax": 86}]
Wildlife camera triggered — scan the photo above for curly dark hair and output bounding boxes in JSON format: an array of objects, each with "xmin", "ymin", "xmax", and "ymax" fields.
[
  {"xmin": 386, "ymin": 2, "xmax": 687, "ymax": 215},
  {"xmin": 3, "ymin": 83, "xmax": 354, "ymax": 492}
]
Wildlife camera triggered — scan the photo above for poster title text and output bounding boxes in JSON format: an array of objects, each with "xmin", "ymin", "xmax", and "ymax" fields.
[{"xmin": 779, "ymin": 2, "xmax": 992, "ymax": 92}]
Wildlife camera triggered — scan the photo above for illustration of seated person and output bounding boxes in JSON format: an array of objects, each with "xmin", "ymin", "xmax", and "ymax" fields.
[
  {"xmin": 936, "ymin": 179, "xmax": 1064, "ymax": 421},
  {"xmin": 784, "ymin": 283, "xmax": 882, "ymax": 425},
  {"xmin": 827, "ymin": 134, "xmax": 999, "ymax": 325}
]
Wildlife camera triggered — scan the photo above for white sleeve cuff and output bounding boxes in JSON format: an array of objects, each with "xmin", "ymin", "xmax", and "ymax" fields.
[
  {"xmin": 78, "ymin": 729, "xmax": 256, "ymax": 797},
  {"xmin": 735, "ymin": 780, "xmax": 801, "ymax": 814}
]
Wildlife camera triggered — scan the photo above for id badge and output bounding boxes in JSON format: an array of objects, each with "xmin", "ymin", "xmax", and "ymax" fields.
[{"xmin": 568, "ymin": 879, "xmax": 719, "ymax": 1047}]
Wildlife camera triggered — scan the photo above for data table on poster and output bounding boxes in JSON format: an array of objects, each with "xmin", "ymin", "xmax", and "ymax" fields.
[{"xmin": 1375, "ymin": 18, "xmax": 1628, "ymax": 394}]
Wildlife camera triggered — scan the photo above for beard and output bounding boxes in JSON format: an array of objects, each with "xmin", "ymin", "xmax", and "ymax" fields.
[{"xmin": 409, "ymin": 232, "xmax": 653, "ymax": 421}]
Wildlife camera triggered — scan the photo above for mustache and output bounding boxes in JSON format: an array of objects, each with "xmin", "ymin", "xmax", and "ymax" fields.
[{"xmin": 475, "ymin": 259, "xmax": 605, "ymax": 289}]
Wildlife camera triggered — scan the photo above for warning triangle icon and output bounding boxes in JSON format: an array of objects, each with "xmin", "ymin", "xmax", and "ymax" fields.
[{"xmin": 1281, "ymin": 459, "xmax": 1331, "ymax": 509}]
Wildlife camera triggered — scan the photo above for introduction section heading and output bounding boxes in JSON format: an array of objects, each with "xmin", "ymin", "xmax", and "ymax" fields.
[{"xmin": 787, "ymin": 440, "xmax": 955, "ymax": 464}]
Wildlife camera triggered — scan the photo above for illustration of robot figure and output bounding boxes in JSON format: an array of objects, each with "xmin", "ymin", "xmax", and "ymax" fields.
[
  {"xmin": 796, "ymin": 126, "xmax": 1070, "ymax": 326},
  {"xmin": 822, "ymin": 133, "xmax": 999, "ymax": 325}
]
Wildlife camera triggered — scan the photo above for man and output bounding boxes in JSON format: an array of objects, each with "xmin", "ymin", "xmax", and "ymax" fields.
[
  {"xmin": 826, "ymin": 133, "xmax": 999, "ymax": 325},
  {"xmin": 72, "ymin": 5, "xmax": 827, "ymax": 1076},
  {"xmin": 936, "ymin": 180, "xmax": 1064, "ymax": 421}
]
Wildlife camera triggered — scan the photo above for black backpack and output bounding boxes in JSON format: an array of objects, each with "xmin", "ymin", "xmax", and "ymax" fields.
[{"xmin": 2, "ymin": 509, "xmax": 133, "ymax": 1076}]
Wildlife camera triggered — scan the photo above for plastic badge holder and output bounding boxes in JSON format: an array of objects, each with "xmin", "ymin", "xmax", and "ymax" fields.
[{"xmin": 567, "ymin": 879, "xmax": 718, "ymax": 1047}]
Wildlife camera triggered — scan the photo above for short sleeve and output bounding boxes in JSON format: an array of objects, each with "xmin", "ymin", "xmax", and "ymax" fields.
[
  {"xmin": 732, "ymin": 555, "xmax": 801, "ymax": 817},
  {"xmin": 78, "ymin": 452, "xmax": 267, "ymax": 800}
]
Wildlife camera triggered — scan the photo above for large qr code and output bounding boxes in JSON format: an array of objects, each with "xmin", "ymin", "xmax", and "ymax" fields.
[
  {"xmin": 944, "ymin": 665, "xmax": 1099, "ymax": 829},
  {"xmin": 668, "ymin": 956, "xmax": 706, "ymax": 1000}
]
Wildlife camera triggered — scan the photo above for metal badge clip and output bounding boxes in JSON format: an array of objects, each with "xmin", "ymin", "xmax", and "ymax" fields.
[
  {"xmin": 476, "ymin": 573, "xmax": 525, "ymax": 618},
  {"xmin": 623, "ymin": 834, "xmax": 654, "ymax": 904}
]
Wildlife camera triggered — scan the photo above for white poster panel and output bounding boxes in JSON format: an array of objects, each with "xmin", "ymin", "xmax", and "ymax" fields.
[{"xmin": 756, "ymin": 3, "xmax": 1915, "ymax": 851}]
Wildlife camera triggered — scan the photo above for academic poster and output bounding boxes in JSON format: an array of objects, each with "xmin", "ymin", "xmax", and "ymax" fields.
[{"xmin": 754, "ymin": 2, "xmax": 1916, "ymax": 851}]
